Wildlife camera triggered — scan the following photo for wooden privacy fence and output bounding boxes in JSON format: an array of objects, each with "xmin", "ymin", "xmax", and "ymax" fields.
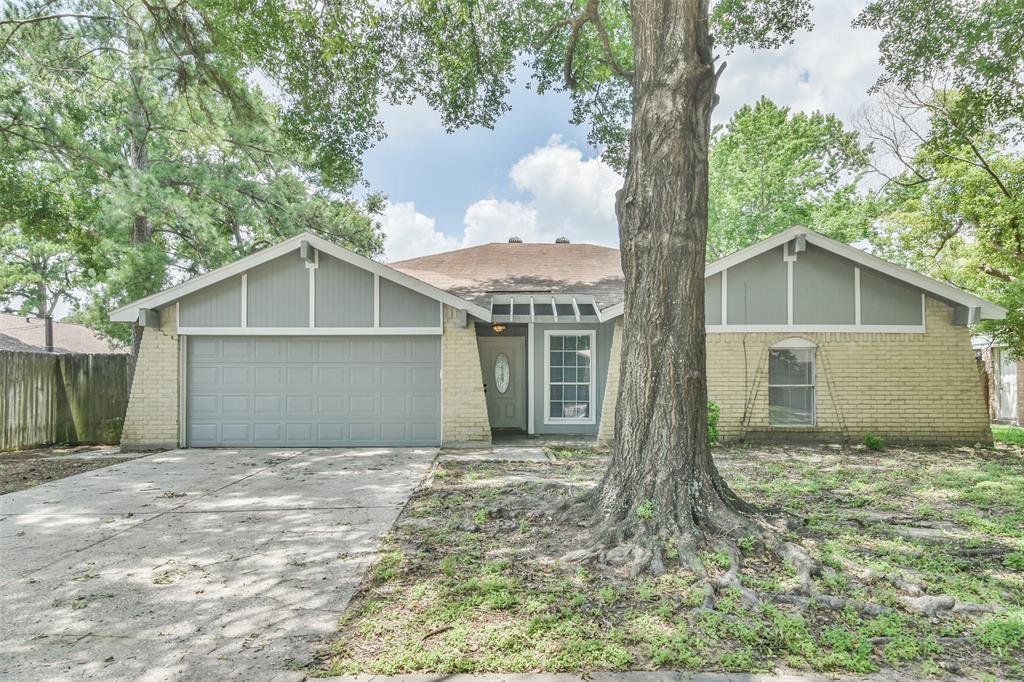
[{"xmin": 0, "ymin": 350, "xmax": 131, "ymax": 450}]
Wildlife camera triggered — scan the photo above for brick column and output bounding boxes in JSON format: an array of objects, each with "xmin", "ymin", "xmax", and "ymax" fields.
[
  {"xmin": 121, "ymin": 306, "xmax": 180, "ymax": 450},
  {"xmin": 441, "ymin": 305, "xmax": 492, "ymax": 447}
]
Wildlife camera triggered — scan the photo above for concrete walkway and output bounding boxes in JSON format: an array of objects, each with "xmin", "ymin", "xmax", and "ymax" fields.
[{"xmin": 0, "ymin": 447, "xmax": 436, "ymax": 681}]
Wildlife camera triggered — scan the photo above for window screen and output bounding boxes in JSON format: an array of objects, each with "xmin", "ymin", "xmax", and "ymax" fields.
[
  {"xmin": 768, "ymin": 348, "xmax": 815, "ymax": 426},
  {"xmin": 548, "ymin": 334, "xmax": 593, "ymax": 420}
]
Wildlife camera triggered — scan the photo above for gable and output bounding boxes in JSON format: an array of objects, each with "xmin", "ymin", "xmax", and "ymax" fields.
[
  {"xmin": 702, "ymin": 226, "xmax": 1003, "ymax": 328},
  {"xmin": 110, "ymin": 232, "xmax": 490, "ymax": 325},
  {"xmin": 175, "ymin": 247, "xmax": 441, "ymax": 332},
  {"xmin": 705, "ymin": 240, "xmax": 927, "ymax": 330}
]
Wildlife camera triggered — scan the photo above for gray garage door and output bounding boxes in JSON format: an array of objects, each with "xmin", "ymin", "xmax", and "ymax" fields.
[{"xmin": 186, "ymin": 336, "xmax": 441, "ymax": 447}]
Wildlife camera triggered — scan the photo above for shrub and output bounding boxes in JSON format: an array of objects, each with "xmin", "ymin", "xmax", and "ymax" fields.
[
  {"xmin": 862, "ymin": 433, "xmax": 885, "ymax": 451},
  {"xmin": 708, "ymin": 401, "xmax": 721, "ymax": 445}
]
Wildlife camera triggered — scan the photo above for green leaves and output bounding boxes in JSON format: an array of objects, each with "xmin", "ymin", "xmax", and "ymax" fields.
[
  {"xmin": 1, "ymin": 0, "xmax": 381, "ymax": 339},
  {"xmin": 708, "ymin": 97, "xmax": 872, "ymax": 259},
  {"xmin": 856, "ymin": 0, "xmax": 1024, "ymax": 143}
]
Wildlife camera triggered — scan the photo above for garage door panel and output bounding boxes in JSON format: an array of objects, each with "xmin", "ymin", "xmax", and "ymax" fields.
[
  {"xmin": 222, "ymin": 395, "xmax": 251, "ymax": 414},
  {"xmin": 286, "ymin": 339, "xmax": 315, "ymax": 360},
  {"xmin": 222, "ymin": 367, "xmax": 251, "ymax": 386},
  {"xmin": 254, "ymin": 423, "xmax": 281, "ymax": 442},
  {"xmin": 350, "ymin": 367, "xmax": 377, "ymax": 388},
  {"xmin": 187, "ymin": 335, "xmax": 440, "ymax": 446}
]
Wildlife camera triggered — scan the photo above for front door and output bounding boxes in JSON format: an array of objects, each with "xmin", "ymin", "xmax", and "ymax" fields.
[{"xmin": 478, "ymin": 336, "xmax": 527, "ymax": 430}]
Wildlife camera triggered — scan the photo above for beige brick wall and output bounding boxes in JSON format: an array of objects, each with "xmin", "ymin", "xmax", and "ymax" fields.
[
  {"xmin": 597, "ymin": 297, "xmax": 992, "ymax": 445},
  {"xmin": 597, "ymin": 319, "xmax": 623, "ymax": 443},
  {"xmin": 441, "ymin": 306, "xmax": 491, "ymax": 446},
  {"xmin": 121, "ymin": 306, "xmax": 180, "ymax": 450}
]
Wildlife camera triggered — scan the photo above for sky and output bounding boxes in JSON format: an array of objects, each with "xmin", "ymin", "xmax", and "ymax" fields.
[{"xmin": 365, "ymin": 0, "xmax": 885, "ymax": 262}]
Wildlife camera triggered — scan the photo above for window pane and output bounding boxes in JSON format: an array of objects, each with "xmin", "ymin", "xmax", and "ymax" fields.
[
  {"xmin": 769, "ymin": 349, "xmax": 813, "ymax": 386},
  {"xmin": 547, "ymin": 334, "xmax": 594, "ymax": 421},
  {"xmin": 769, "ymin": 387, "xmax": 814, "ymax": 425}
]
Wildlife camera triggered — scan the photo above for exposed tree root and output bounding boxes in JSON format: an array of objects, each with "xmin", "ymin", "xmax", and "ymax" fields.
[{"xmin": 553, "ymin": 485, "xmax": 1006, "ymax": 620}]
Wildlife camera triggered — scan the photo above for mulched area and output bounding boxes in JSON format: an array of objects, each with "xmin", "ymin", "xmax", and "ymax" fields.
[{"xmin": 0, "ymin": 445, "xmax": 143, "ymax": 495}]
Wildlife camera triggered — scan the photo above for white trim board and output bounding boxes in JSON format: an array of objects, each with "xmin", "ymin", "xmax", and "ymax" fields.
[
  {"xmin": 110, "ymin": 231, "xmax": 490, "ymax": 323},
  {"xmin": 706, "ymin": 324, "xmax": 926, "ymax": 334},
  {"xmin": 177, "ymin": 326, "xmax": 443, "ymax": 336}
]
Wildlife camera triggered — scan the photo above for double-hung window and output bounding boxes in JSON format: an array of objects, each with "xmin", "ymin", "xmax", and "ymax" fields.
[
  {"xmin": 768, "ymin": 339, "xmax": 816, "ymax": 426},
  {"xmin": 545, "ymin": 331, "xmax": 596, "ymax": 424}
]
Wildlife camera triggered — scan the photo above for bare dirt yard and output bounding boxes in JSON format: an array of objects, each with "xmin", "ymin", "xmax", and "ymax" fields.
[
  {"xmin": 314, "ymin": 443, "xmax": 1024, "ymax": 679},
  {"xmin": 0, "ymin": 445, "xmax": 141, "ymax": 495}
]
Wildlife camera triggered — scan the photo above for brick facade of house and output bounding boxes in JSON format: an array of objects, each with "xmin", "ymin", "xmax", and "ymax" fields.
[{"xmin": 598, "ymin": 297, "xmax": 992, "ymax": 445}]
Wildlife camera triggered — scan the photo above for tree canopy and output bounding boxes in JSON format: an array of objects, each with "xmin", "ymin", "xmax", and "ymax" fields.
[
  {"xmin": 1, "ymin": 0, "xmax": 382, "ymax": 338},
  {"xmin": 708, "ymin": 97, "xmax": 873, "ymax": 259}
]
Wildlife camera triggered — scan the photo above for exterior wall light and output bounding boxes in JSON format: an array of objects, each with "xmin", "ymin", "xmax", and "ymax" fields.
[{"xmin": 492, "ymin": 323, "xmax": 507, "ymax": 334}]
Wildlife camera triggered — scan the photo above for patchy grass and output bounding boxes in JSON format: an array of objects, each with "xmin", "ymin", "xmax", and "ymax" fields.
[
  {"xmin": 314, "ymin": 444, "xmax": 1024, "ymax": 679},
  {"xmin": 992, "ymin": 425, "xmax": 1024, "ymax": 447}
]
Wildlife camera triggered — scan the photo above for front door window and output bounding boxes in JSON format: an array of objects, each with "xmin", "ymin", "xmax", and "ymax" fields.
[{"xmin": 494, "ymin": 353, "xmax": 510, "ymax": 394}]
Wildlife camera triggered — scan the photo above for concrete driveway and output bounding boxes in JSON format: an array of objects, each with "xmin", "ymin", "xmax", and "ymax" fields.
[{"xmin": 0, "ymin": 447, "xmax": 436, "ymax": 681}]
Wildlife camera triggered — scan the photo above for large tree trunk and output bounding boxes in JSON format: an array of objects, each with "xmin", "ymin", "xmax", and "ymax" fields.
[{"xmin": 584, "ymin": 0, "xmax": 757, "ymax": 575}]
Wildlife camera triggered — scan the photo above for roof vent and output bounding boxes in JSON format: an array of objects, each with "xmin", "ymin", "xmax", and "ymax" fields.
[
  {"xmin": 555, "ymin": 236, "xmax": 570, "ymax": 244},
  {"xmin": 508, "ymin": 236, "xmax": 523, "ymax": 243}
]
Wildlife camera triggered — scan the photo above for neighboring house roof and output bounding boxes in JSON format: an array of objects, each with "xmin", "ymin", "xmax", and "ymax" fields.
[
  {"xmin": 0, "ymin": 314, "xmax": 126, "ymax": 354},
  {"xmin": 390, "ymin": 242, "xmax": 624, "ymax": 309}
]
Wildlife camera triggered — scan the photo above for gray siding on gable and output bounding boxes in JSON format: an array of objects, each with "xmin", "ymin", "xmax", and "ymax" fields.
[
  {"xmin": 531, "ymin": 321, "xmax": 614, "ymax": 435},
  {"xmin": 315, "ymin": 253, "xmax": 374, "ymax": 327},
  {"xmin": 179, "ymin": 277, "xmax": 242, "ymax": 327},
  {"xmin": 726, "ymin": 247, "xmax": 788, "ymax": 324},
  {"xmin": 379, "ymin": 278, "xmax": 440, "ymax": 328},
  {"xmin": 705, "ymin": 272, "xmax": 722, "ymax": 325},
  {"xmin": 861, "ymin": 269, "xmax": 922, "ymax": 325},
  {"xmin": 247, "ymin": 249, "xmax": 310, "ymax": 327},
  {"xmin": 793, "ymin": 244, "xmax": 856, "ymax": 324}
]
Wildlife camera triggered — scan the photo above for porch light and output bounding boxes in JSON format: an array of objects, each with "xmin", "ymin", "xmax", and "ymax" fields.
[{"xmin": 492, "ymin": 323, "xmax": 507, "ymax": 334}]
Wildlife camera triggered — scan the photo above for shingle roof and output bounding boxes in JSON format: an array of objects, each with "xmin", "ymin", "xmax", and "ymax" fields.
[
  {"xmin": 0, "ymin": 314, "xmax": 127, "ymax": 354},
  {"xmin": 390, "ymin": 242, "xmax": 625, "ymax": 309}
]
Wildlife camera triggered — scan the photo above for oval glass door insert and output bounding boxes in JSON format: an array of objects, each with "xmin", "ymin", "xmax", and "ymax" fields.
[{"xmin": 494, "ymin": 353, "xmax": 511, "ymax": 394}]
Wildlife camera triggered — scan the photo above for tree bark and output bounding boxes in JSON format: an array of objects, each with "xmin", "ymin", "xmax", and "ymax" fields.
[{"xmin": 586, "ymin": 0, "xmax": 756, "ymax": 570}]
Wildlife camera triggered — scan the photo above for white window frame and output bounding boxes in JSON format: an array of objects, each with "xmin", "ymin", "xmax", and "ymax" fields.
[
  {"xmin": 543, "ymin": 329, "xmax": 597, "ymax": 425},
  {"xmin": 767, "ymin": 337, "xmax": 816, "ymax": 427}
]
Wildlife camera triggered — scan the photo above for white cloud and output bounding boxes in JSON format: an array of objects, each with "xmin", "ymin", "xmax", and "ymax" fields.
[
  {"xmin": 380, "ymin": 136, "xmax": 623, "ymax": 260},
  {"xmin": 715, "ymin": 1, "xmax": 882, "ymax": 125},
  {"xmin": 379, "ymin": 202, "xmax": 460, "ymax": 262}
]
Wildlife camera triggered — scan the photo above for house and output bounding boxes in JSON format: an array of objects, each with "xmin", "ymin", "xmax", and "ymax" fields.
[
  {"xmin": 0, "ymin": 313, "xmax": 126, "ymax": 354},
  {"xmin": 110, "ymin": 226, "xmax": 1002, "ymax": 449},
  {"xmin": 974, "ymin": 336, "xmax": 1019, "ymax": 425}
]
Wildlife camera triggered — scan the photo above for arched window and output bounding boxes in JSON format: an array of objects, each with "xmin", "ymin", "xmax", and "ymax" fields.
[{"xmin": 768, "ymin": 338, "xmax": 816, "ymax": 426}]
